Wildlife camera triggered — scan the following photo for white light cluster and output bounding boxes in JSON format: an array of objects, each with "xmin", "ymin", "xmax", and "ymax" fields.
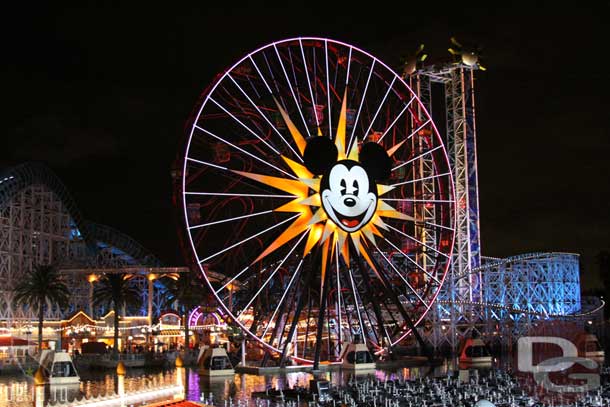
[
  {"xmin": 50, "ymin": 385, "xmax": 183, "ymax": 407},
  {"xmin": 0, "ymin": 176, "xmax": 15, "ymax": 185},
  {"xmin": 438, "ymin": 299, "xmax": 605, "ymax": 319}
]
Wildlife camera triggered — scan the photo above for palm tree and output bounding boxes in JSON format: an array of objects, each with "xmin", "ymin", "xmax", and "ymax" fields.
[
  {"xmin": 162, "ymin": 273, "xmax": 205, "ymax": 351},
  {"xmin": 93, "ymin": 274, "xmax": 141, "ymax": 355},
  {"xmin": 14, "ymin": 264, "xmax": 70, "ymax": 350}
]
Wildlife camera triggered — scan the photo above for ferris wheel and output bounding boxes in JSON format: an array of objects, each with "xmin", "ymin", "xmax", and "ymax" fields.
[{"xmin": 181, "ymin": 38, "xmax": 455, "ymax": 364}]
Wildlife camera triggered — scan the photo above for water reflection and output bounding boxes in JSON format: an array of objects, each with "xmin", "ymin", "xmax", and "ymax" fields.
[{"xmin": 0, "ymin": 357, "xmax": 504, "ymax": 406}]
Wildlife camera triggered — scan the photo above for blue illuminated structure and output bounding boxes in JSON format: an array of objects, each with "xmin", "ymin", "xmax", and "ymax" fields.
[
  {"xmin": 408, "ymin": 62, "xmax": 598, "ymax": 351},
  {"xmin": 0, "ymin": 162, "xmax": 167, "ymax": 322}
]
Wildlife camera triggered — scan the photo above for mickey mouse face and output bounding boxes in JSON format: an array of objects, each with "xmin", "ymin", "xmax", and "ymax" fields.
[
  {"xmin": 303, "ymin": 137, "xmax": 392, "ymax": 233},
  {"xmin": 321, "ymin": 161, "xmax": 377, "ymax": 232}
]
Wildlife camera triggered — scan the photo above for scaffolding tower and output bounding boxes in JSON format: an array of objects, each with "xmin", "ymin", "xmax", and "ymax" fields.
[
  {"xmin": 407, "ymin": 62, "xmax": 598, "ymax": 351},
  {"xmin": 408, "ymin": 63, "xmax": 482, "ymax": 349}
]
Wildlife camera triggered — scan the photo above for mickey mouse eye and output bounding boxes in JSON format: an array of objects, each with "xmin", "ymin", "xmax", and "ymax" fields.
[
  {"xmin": 340, "ymin": 179, "xmax": 347, "ymax": 195},
  {"xmin": 352, "ymin": 180, "xmax": 359, "ymax": 196}
]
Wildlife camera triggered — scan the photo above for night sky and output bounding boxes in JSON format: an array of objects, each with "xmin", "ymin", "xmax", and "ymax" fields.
[{"xmin": 2, "ymin": 3, "xmax": 608, "ymax": 289}]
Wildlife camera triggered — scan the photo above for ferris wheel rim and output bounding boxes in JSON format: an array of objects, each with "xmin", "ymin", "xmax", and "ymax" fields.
[{"xmin": 181, "ymin": 37, "xmax": 457, "ymax": 360}]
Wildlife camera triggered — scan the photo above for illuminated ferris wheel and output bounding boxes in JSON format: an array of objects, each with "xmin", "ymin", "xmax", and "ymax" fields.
[{"xmin": 181, "ymin": 38, "xmax": 455, "ymax": 364}]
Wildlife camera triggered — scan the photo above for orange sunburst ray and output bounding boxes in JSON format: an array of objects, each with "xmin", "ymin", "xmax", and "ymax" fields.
[
  {"xmin": 361, "ymin": 225, "xmax": 377, "ymax": 246},
  {"xmin": 386, "ymin": 139, "xmax": 407, "ymax": 157},
  {"xmin": 372, "ymin": 214, "xmax": 390, "ymax": 231},
  {"xmin": 377, "ymin": 184, "xmax": 394, "ymax": 196},
  {"xmin": 368, "ymin": 222, "xmax": 384, "ymax": 237},
  {"xmin": 303, "ymin": 224, "xmax": 324, "ymax": 258},
  {"xmin": 320, "ymin": 219, "xmax": 336, "ymax": 244},
  {"xmin": 253, "ymin": 212, "xmax": 311, "ymax": 264},
  {"xmin": 233, "ymin": 170, "xmax": 309, "ymax": 197},
  {"xmin": 299, "ymin": 193, "xmax": 321, "ymax": 206},
  {"xmin": 335, "ymin": 90, "xmax": 348, "ymax": 159},
  {"xmin": 282, "ymin": 156, "xmax": 313, "ymax": 179},
  {"xmin": 298, "ymin": 177, "xmax": 321, "ymax": 190},
  {"xmin": 275, "ymin": 199, "xmax": 311, "ymax": 213},
  {"xmin": 308, "ymin": 208, "xmax": 328, "ymax": 225},
  {"xmin": 274, "ymin": 98, "xmax": 307, "ymax": 155}
]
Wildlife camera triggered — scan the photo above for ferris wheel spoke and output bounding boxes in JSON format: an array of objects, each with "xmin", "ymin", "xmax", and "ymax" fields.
[
  {"xmin": 287, "ymin": 48, "xmax": 301, "ymax": 98},
  {"xmin": 376, "ymin": 98, "xmax": 417, "ymax": 144},
  {"xmin": 390, "ymin": 171, "xmax": 451, "ymax": 188},
  {"xmin": 226, "ymin": 74, "xmax": 303, "ymax": 161},
  {"xmin": 362, "ymin": 299, "xmax": 385, "ymax": 346},
  {"xmin": 392, "ymin": 145, "xmax": 444, "ymax": 172},
  {"xmin": 374, "ymin": 248, "xmax": 429, "ymax": 309},
  {"xmin": 345, "ymin": 47, "xmax": 353, "ymax": 86},
  {"xmin": 188, "ymin": 209, "xmax": 273, "ymax": 230},
  {"xmin": 214, "ymin": 265, "xmax": 252, "ymax": 295},
  {"xmin": 325, "ymin": 40, "xmax": 332, "ymax": 134},
  {"xmin": 184, "ymin": 39, "xmax": 455, "ymax": 359},
  {"xmin": 334, "ymin": 241, "xmax": 343, "ymax": 347},
  {"xmin": 385, "ymin": 223, "xmax": 450, "ymax": 260},
  {"xmin": 185, "ymin": 191, "xmax": 297, "ymax": 199},
  {"xmin": 193, "ymin": 125, "xmax": 296, "ymax": 179},
  {"xmin": 382, "ymin": 197, "xmax": 454, "ymax": 204},
  {"xmin": 237, "ymin": 230, "xmax": 308, "ymax": 319},
  {"xmin": 347, "ymin": 59, "xmax": 376, "ymax": 153},
  {"xmin": 263, "ymin": 52, "xmax": 290, "ymax": 110},
  {"xmin": 217, "ymin": 86, "xmax": 269, "ymax": 137},
  {"xmin": 425, "ymin": 221, "xmax": 455, "ymax": 231},
  {"xmin": 208, "ymin": 97, "xmax": 281, "ymax": 155},
  {"xmin": 199, "ymin": 213, "xmax": 300, "ymax": 264},
  {"xmin": 273, "ymin": 44, "xmax": 312, "ymax": 138},
  {"xmin": 248, "ymin": 55, "xmax": 273, "ymax": 95},
  {"xmin": 299, "ymin": 39, "xmax": 319, "ymax": 129},
  {"xmin": 261, "ymin": 259, "xmax": 304, "ymax": 339},
  {"xmin": 382, "ymin": 237, "xmax": 441, "ymax": 285},
  {"xmin": 245, "ymin": 73, "xmax": 262, "ymax": 99},
  {"xmin": 185, "ymin": 157, "xmax": 228, "ymax": 171},
  {"xmin": 347, "ymin": 268, "xmax": 366, "ymax": 344},
  {"xmin": 362, "ymin": 76, "xmax": 397, "ymax": 140},
  {"xmin": 405, "ymin": 119, "xmax": 432, "ymax": 142}
]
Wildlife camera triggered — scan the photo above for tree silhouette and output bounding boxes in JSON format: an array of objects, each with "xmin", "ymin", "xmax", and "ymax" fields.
[{"xmin": 14, "ymin": 264, "xmax": 70, "ymax": 350}]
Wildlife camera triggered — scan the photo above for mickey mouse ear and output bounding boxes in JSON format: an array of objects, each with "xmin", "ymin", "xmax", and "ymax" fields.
[
  {"xmin": 359, "ymin": 142, "xmax": 392, "ymax": 180},
  {"xmin": 303, "ymin": 137, "xmax": 338, "ymax": 175}
]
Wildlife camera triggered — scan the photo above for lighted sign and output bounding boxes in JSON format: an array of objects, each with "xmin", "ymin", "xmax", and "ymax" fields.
[
  {"xmin": 159, "ymin": 311, "xmax": 181, "ymax": 328},
  {"xmin": 188, "ymin": 306, "xmax": 221, "ymax": 327}
]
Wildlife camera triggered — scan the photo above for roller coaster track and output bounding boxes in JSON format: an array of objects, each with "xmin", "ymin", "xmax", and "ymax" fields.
[{"xmin": 436, "ymin": 299, "xmax": 604, "ymax": 319}]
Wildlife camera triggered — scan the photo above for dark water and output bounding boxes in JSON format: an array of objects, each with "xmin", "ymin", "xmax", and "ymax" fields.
[{"xmin": 0, "ymin": 359, "xmax": 471, "ymax": 406}]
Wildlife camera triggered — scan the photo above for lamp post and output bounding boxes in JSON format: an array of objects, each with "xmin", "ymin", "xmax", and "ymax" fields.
[
  {"xmin": 141, "ymin": 326, "xmax": 153, "ymax": 351},
  {"xmin": 152, "ymin": 326, "xmax": 161, "ymax": 352},
  {"xmin": 87, "ymin": 274, "xmax": 98, "ymax": 317},
  {"xmin": 25, "ymin": 326, "xmax": 32, "ymax": 356},
  {"xmin": 147, "ymin": 274, "xmax": 158, "ymax": 325}
]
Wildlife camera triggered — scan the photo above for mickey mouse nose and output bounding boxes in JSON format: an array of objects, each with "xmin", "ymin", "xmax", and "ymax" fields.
[{"xmin": 344, "ymin": 197, "xmax": 356, "ymax": 207}]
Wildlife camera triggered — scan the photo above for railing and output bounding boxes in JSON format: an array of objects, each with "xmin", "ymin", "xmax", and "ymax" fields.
[{"xmin": 45, "ymin": 373, "xmax": 184, "ymax": 407}]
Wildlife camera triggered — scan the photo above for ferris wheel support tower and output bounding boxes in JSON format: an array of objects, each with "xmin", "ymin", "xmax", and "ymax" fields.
[{"xmin": 408, "ymin": 63, "xmax": 483, "ymax": 349}]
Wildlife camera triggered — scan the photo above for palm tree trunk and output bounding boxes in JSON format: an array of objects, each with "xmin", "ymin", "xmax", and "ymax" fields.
[
  {"xmin": 113, "ymin": 304, "xmax": 119, "ymax": 356},
  {"xmin": 38, "ymin": 301, "xmax": 44, "ymax": 352},
  {"xmin": 184, "ymin": 310, "xmax": 190, "ymax": 352}
]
